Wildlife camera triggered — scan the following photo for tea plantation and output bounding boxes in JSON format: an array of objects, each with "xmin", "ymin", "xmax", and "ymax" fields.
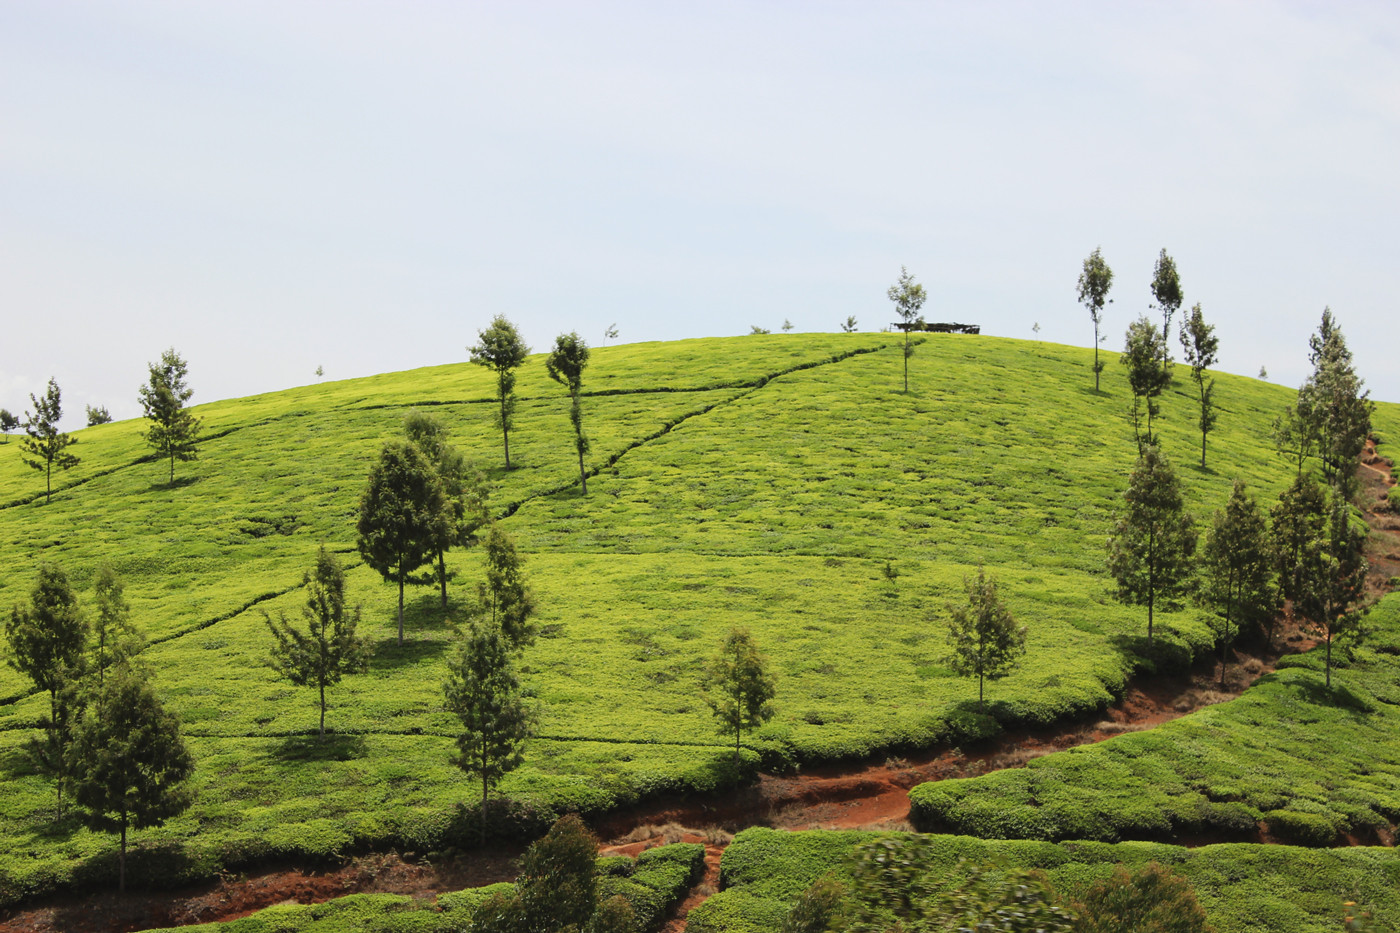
[{"xmin": 1, "ymin": 332, "xmax": 1396, "ymax": 906}]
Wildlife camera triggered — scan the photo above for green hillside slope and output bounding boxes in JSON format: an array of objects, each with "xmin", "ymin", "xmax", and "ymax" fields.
[{"xmin": 0, "ymin": 333, "xmax": 1395, "ymax": 901}]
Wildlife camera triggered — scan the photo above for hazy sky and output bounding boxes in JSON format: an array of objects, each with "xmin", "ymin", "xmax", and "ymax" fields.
[{"xmin": 3, "ymin": 1, "xmax": 1397, "ymax": 428}]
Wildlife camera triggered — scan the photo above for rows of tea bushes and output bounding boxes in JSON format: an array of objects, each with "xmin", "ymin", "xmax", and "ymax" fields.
[
  {"xmin": 686, "ymin": 827, "xmax": 1400, "ymax": 933},
  {"xmin": 910, "ymin": 592, "xmax": 1400, "ymax": 846}
]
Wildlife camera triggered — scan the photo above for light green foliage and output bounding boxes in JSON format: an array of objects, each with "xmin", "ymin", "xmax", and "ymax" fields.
[
  {"xmin": 946, "ymin": 569, "xmax": 1026, "ymax": 713},
  {"xmin": 139, "ymin": 348, "xmax": 202, "ymax": 485},
  {"xmin": 1149, "ymin": 248, "xmax": 1183, "ymax": 365},
  {"xmin": 20, "ymin": 378, "xmax": 79, "ymax": 502},
  {"xmin": 0, "ymin": 408, "xmax": 17, "ymax": 440},
  {"xmin": 264, "ymin": 547, "xmax": 370, "ymax": 738},
  {"xmin": 469, "ymin": 315, "xmax": 531, "ymax": 470},
  {"xmin": 403, "ymin": 409, "xmax": 489, "ymax": 611},
  {"xmin": 840, "ymin": 316, "xmax": 858, "ymax": 333},
  {"xmin": 910, "ymin": 593, "xmax": 1400, "ymax": 849},
  {"xmin": 67, "ymin": 664, "xmax": 193, "ymax": 891},
  {"xmin": 692, "ymin": 828, "xmax": 1400, "ymax": 933},
  {"xmin": 478, "ymin": 523, "xmax": 536, "ymax": 651},
  {"xmin": 0, "ymin": 333, "xmax": 1395, "ymax": 905},
  {"xmin": 85, "ymin": 405, "xmax": 113, "ymax": 427},
  {"xmin": 887, "ymin": 265, "xmax": 927, "ymax": 392},
  {"xmin": 1198, "ymin": 480, "xmax": 1276, "ymax": 688},
  {"xmin": 1106, "ymin": 446, "xmax": 1197, "ymax": 646},
  {"xmin": 91, "ymin": 562, "xmax": 143, "ymax": 685},
  {"xmin": 1178, "ymin": 303, "xmax": 1219, "ymax": 468},
  {"xmin": 546, "ymin": 331, "xmax": 592, "ymax": 494},
  {"xmin": 704, "ymin": 628, "xmax": 776, "ymax": 763},
  {"xmin": 1121, "ymin": 318, "xmax": 1170, "ymax": 450},
  {"xmin": 1077, "ymin": 246, "xmax": 1113, "ymax": 391}
]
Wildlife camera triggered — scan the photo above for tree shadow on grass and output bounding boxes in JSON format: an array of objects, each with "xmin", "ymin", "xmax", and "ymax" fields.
[
  {"xmin": 272, "ymin": 732, "xmax": 369, "ymax": 762},
  {"xmin": 370, "ymin": 631, "xmax": 455, "ymax": 672},
  {"xmin": 148, "ymin": 474, "xmax": 201, "ymax": 493},
  {"xmin": 1292, "ymin": 677, "xmax": 1376, "ymax": 714},
  {"xmin": 1107, "ymin": 633, "xmax": 1193, "ymax": 675}
]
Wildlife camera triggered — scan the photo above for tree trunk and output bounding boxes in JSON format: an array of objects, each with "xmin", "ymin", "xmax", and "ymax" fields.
[
  {"xmin": 119, "ymin": 819, "xmax": 127, "ymax": 894},
  {"xmin": 978, "ymin": 673, "xmax": 985, "ymax": 714},
  {"xmin": 577, "ymin": 445, "xmax": 587, "ymax": 496},
  {"xmin": 319, "ymin": 681, "xmax": 326, "ymax": 739},
  {"xmin": 1326, "ymin": 633, "xmax": 1333, "ymax": 691},
  {"xmin": 481, "ymin": 776, "xmax": 489, "ymax": 847},
  {"xmin": 169, "ymin": 451, "xmax": 175, "ymax": 484},
  {"xmin": 499, "ymin": 388, "xmax": 511, "ymax": 469},
  {"xmin": 397, "ymin": 572, "xmax": 405, "ymax": 646},
  {"xmin": 45, "ymin": 460, "xmax": 52, "ymax": 502},
  {"xmin": 902, "ymin": 335, "xmax": 910, "ymax": 393},
  {"xmin": 735, "ymin": 725, "xmax": 741, "ymax": 764},
  {"xmin": 438, "ymin": 551, "xmax": 448, "ymax": 613}
]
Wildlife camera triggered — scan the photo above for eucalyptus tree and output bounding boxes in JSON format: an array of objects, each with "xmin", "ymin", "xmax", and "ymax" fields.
[
  {"xmin": 1299, "ymin": 308, "xmax": 1372, "ymax": 497},
  {"xmin": 545, "ymin": 331, "xmax": 592, "ymax": 494},
  {"xmin": 1149, "ymin": 248, "xmax": 1182, "ymax": 369},
  {"xmin": 1107, "ymin": 445, "xmax": 1197, "ymax": 646},
  {"xmin": 1199, "ymin": 481, "xmax": 1276, "ymax": 688},
  {"xmin": 138, "ymin": 348, "xmax": 202, "ymax": 484},
  {"xmin": 1121, "ymin": 317, "xmax": 1170, "ymax": 452},
  {"xmin": 946, "ymin": 569, "xmax": 1027, "ymax": 713},
  {"xmin": 1179, "ymin": 303, "xmax": 1219, "ymax": 468},
  {"xmin": 1077, "ymin": 247, "xmax": 1113, "ymax": 391},
  {"xmin": 887, "ymin": 266, "xmax": 927, "ymax": 392},
  {"xmin": 21, "ymin": 378, "xmax": 79, "ymax": 502},
  {"xmin": 468, "ymin": 315, "xmax": 530, "ymax": 469}
]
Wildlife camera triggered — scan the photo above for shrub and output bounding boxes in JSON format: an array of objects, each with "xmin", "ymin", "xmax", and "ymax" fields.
[
  {"xmin": 1264, "ymin": 809, "xmax": 1339, "ymax": 847},
  {"xmin": 1071, "ymin": 862, "xmax": 1209, "ymax": 933}
]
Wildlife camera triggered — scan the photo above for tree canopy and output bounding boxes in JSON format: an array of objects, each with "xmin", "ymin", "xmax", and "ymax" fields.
[
  {"xmin": 1107, "ymin": 445, "xmax": 1197, "ymax": 645},
  {"xmin": 20, "ymin": 378, "xmax": 79, "ymax": 502},
  {"xmin": 1121, "ymin": 317, "xmax": 1171, "ymax": 452},
  {"xmin": 703, "ymin": 627, "xmax": 776, "ymax": 763},
  {"xmin": 403, "ymin": 410, "xmax": 490, "ymax": 612},
  {"xmin": 545, "ymin": 331, "xmax": 592, "ymax": 495},
  {"xmin": 946, "ymin": 568, "xmax": 1026, "ymax": 713},
  {"xmin": 886, "ymin": 266, "xmax": 926, "ymax": 392},
  {"xmin": 1077, "ymin": 246, "xmax": 1113, "ymax": 391},
  {"xmin": 1199, "ymin": 480, "xmax": 1276, "ymax": 688},
  {"xmin": 1149, "ymin": 248, "xmax": 1182, "ymax": 367},
  {"xmin": 1178, "ymin": 302, "xmax": 1219, "ymax": 468},
  {"xmin": 468, "ymin": 315, "xmax": 530, "ymax": 469},
  {"xmin": 1299, "ymin": 308, "xmax": 1372, "ymax": 497},
  {"xmin": 138, "ymin": 348, "xmax": 203, "ymax": 484}
]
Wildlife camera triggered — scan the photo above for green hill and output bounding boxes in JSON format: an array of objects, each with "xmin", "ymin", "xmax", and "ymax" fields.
[{"xmin": 0, "ymin": 332, "xmax": 1395, "ymax": 903}]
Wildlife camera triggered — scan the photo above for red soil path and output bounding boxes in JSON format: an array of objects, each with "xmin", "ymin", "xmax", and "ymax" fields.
[{"xmin": 3, "ymin": 454, "xmax": 1396, "ymax": 933}]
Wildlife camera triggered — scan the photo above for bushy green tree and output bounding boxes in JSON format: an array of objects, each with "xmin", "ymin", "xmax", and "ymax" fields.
[
  {"xmin": 1178, "ymin": 302, "xmax": 1219, "ymax": 468},
  {"xmin": 265, "ymin": 547, "xmax": 371, "ymax": 738},
  {"xmin": 91, "ymin": 563, "xmax": 143, "ymax": 686},
  {"xmin": 478, "ymin": 523, "xmax": 537, "ymax": 651},
  {"xmin": 138, "ymin": 348, "xmax": 202, "ymax": 484},
  {"xmin": 357, "ymin": 441, "xmax": 450, "ymax": 645},
  {"xmin": 66, "ymin": 664, "xmax": 194, "ymax": 892},
  {"xmin": 6, "ymin": 564, "xmax": 88, "ymax": 810},
  {"xmin": 1271, "ymin": 473, "xmax": 1327, "ymax": 647},
  {"xmin": 1295, "ymin": 489, "xmax": 1368, "ymax": 691},
  {"xmin": 1120, "ymin": 317, "xmax": 1171, "ymax": 452},
  {"xmin": 20, "ymin": 378, "xmax": 79, "ymax": 502},
  {"xmin": 0, "ymin": 407, "xmax": 18, "ymax": 441},
  {"xmin": 467, "ymin": 814, "xmax": 614, "ymax": 932},
  {"xmin": 469, "ymin": 315, "xmax": 530, "ymax": 469},
  {"xmin": 444, "ymin": 619, "xmax": 534, "ymax": 843},
  {"xmin": 1107, "ymin": 445, "xmax": 1197, "ymax": 646},
  {"xmin": 1149, "ymin": 248, "xmax": 1183, "ymax": 368},
  {"xmin": 1299, "ymin": 308, "xmax": 1372, "ymax": 497},
  {"xmin": 1272, "ymin": 401, "xmax": 1316, "ymax": 479},
  {"xmin": 403, "ymin": 410, "xmax": 490, "ymax": 612},
  {"xmin": 946, "ymin": 569, "xmax": 1027, "ymax": 713},
  {"xmin": 1071, "ymin": 862, "xmax": 1209, "ymax": 933},
  {"xmin": 887, "ymin": 266, "xmax": 927, "ymax": 392},
  {"xmin": 1199, "ymin": 480, "xmax": 1276, "ymax": 688},
  {"xmin": 85, "ymin": 405, "xmax": 113, "ymax": 426},
  {"xmin": 841, "ymin": 316, "xmax": 858, "ymax": 333},
  {"xmin": 546, "ymin": 331, "xmax": 592, "ymax": 495},
  {"xmin": 1077, "ymin": 246, "xmax": 1114, "ymax": 391},
  {"xmin": 703, "ymin": 627, "xmax": 776, "ymax": 763}
]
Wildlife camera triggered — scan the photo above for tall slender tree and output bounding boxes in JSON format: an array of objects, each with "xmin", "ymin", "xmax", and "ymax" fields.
[
  {"xmin": 265, "ymin": 547, "xmax": 371, "ymax": 738},
  {"xmin": 91, "ymin": 563, "xmax": 143, "ymax": 686},
  {"xmin": 1179, "ymin": 303, "xmax": 1219, "ymax": 468},
  {"xmin": 357, "ymin": 441, "xmax": 451, "ymax": 646},
  {"xmin": 1077, "ymin": 247, "xmax": 1114, "ymax": 392},
  {"xmin": 0, "ymin": 408, "xmax": 18, "ymax": 441},
  {"xmin": 403, "ymin": 410, "xmax": 490, "ymax": 613},
  {"xmin": 1272, "ymin": 402, "xmax": 1316, "ymax": 479},
  {"xmin": 886, "ymin": 266, "xmax": 927, "ymax": 393},
  {"xmin": 1299, "ymin": 308, "xmax": 1372, "ymax": 497},
  {"xmin": 5, "ymin": 564, "xmax": 88, "ymax": 811},
  {"xmin": 1199, "ymin": 481, "xmax": 1277, "ymax": 688},
  {"xmin": 66, "ymin": 665, "xmax": 194, "ymax": 893},
  {"xmin": 20, "ymin": 378, "xmax": 79, "ymax": 502},
  {"xmin": 945, "ymin": 569, "xmax": 1027, "ymax": 713},
  {"xmin": 1295, "ymin": 488, "xmax": 1368, "ymax": 691},
  {"xmin": 138, "ymin": 348, "xmax": 202, "ymax": 484},
  {"xmin": 703, "ymin": 627, "xmax": 776, "ymax": 764},
  {"xmin": 468, "ymin": 316, "xmax": 530, "ymax": 469},
  {"xmin": 545, "ymin": 332, "xmax": 592, "ymax": 495},
  {"xmin": 443, "ymin": 620, "xmax": 534, "ymax": 844},
  {"xmin": 1121, "ymin": 317, "xmax": 1171, "ymax": 452},
  {"xmin": 1149, "ymin": 248, "xmax": 1182, "ymax": 370},
  {"xmin": 1107, "ymin": 445, "xmax": 1197, "ymax": 646},
  {"xmin": 477, "ymin": 523, "xmax": 537, "ymax": 651}
]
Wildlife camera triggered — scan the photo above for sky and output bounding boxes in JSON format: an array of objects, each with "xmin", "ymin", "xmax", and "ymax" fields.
[{"xmin": 2, "ymin": 1, "xmax": 1397, "ymax": 428}]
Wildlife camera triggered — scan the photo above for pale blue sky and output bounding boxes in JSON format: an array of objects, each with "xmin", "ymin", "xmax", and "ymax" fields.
[{"xmin": 2, "ymin": 1, "xmax": 1397, "ymax": 427}]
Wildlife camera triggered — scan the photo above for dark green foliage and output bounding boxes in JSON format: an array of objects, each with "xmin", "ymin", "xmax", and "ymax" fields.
[
  {"xmin": 6, "ymin": 564, "xmax": 88, "ymax": 808},
  {"xmin": 138, "ymin": 348, "xmax": 203, "ymax": 484},
  {"xmin": 403, "ymin": 409, "xmax": 490, "ymax": 612},
  {"xmin": 1271, "ymin": 474, "xmax": 1327, "ymax": 624},
  {"xmin": 1294, "ymin": 488, "xmax": 1367, "ymax": 691},
  {"xmin": 67, "ymin": 664, "xmax": 194, "ymax": 892},
  {"xmin": 1272, "ymin": 402, "xmax": 1315, "ymax": 479},
  {"xmin": 1178, "ymin": 302, "xmax": 1219, "ymax": 468},
  {"xmin": 1077, "ymin": 246, "xmax": 1113, "ymax": 391},
  {"xmin": 1072, "ymin": 862, "xmax": 1210, "ymax": 933},
  {"xmin": 1121, "ymin": 317, "xmax": 1171, "ymax": 451},
  {"xmin": 1199, "ymin": 480, "xmax": 1276, "ymax": 687},
  {"xmin": 20, "ymin": 378, "xmax": 79, "ymax": 502},
  {"xmin": 518, "ymin": 813, "xmax": 599, "ymax": 931},
  {"xmin": 357, "ymin": 441, "xmax": 450, "ymax": 646},
  {"xmin": 1150, "ymin": 248, "xmax": 1183, "ymax": 367},
  {"xmin": 85, "ymin": 405, "xmax": 113, "ymax": 426},
  {"xmin": 840, "ymin": 316, "xmax": 858, "ymax": 333},
  {"xmin": 1107, "ymin": 446, "xmax": 1197, "ymax": 645},
  {"xmin": 443, "ymin": 621, "xmax": 534, "ymax": 843},
  {"xmin": 546, "ymin": 331, "xmax": 593, "ymax": 495},
  {"xmin": 783, "ymin": 874, "xmax": 848, "ymax": 933},
  {"xmin": 91, "ymin": 562, "xmax": 143, "ymax": 685},
  {"xmin": 1299, "ymin": 308, "xmax": 1372, "ymax": 495},
  {"xmin": 478, "ymin": 523, "xmax": 536, "ymax": 651},
  {"xmin": 704, "ymin": 628, "xmax": 776, "ymax": 763},
  {"xmin": 0, "ymin": 407, "xmax": 17, "ymax": 440},
  {"xmin": 469, "ymin": 315, "xmax": 530, "ymax": 469},
  {"xmin": 946, "ymin": 569, "xmax": 1027, "ymax": 712},
  {"xmin": 265, "ymin": 547, "xmax": 371, "ymax": 738},
  {"xmin": 887, "ymin": 266, "xmax": 927, "ymax": 392}
]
